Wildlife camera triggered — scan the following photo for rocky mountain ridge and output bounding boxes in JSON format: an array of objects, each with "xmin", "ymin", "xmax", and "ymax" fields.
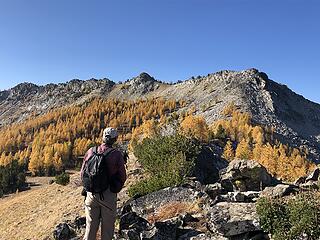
[{"xmin": 1, "ymin": 69, "xmax": 320, "ymax": 161}]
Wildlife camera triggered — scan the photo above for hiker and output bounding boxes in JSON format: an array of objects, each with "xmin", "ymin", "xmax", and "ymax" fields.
[{"xmin": 81, "ymin": 127, "xmax": 127, "ymax": 240}]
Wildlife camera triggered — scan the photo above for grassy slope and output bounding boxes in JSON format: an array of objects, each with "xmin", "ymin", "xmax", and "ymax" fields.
[
  {"xmin": 0, "ymin": 155, "xmax": 141, "ymax": 240},
  {"xmin": 0, "ymin": 174, "xmax": 84, "ymax": 240}
]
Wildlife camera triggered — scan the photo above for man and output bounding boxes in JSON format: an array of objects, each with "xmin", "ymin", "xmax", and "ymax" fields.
[{"xmin": 81, "ymin": 127, "xmax": 127, "ymax": 240}]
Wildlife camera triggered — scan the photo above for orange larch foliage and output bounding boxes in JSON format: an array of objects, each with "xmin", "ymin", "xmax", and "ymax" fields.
[{"xmin": 0, "ymin": 98, "xmax": 180, "ymax": 175}]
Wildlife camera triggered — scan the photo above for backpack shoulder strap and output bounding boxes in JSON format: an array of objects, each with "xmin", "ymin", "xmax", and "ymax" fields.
[
  {"xmin": 102, "ymin": 147, "xmax": 115, "ymax": 158},
  {"xmin": 92, "ymin": 146, "xmax": 98, "ymax": 154}
]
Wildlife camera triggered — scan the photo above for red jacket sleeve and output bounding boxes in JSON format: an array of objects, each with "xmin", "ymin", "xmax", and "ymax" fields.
[{"xmin": 109, "ymin": 150, "xmax": 127, "ymax": 193}]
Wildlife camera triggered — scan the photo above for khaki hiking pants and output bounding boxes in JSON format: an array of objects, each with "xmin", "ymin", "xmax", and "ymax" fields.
[{"xmin": 83, "ymin": 189, "xmax": 117, "ymax": 240}]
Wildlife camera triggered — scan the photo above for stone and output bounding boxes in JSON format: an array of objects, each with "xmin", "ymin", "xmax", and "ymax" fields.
[
  {"xmin": 220, "ymin": 159, "xmax": 276, "ymax": 192},
  {"xmin": 300, "ymin": 181, "xmax": 319, "ymax": 190},
  {"xmin": 124, "ymin": 187, "xmax": 207, "ymax": 218},
  {"xmin": 260, "ymin": 184, "xmax": 298, "ymax": 198},
  {"xmin": 53, "ymin": 223, "xmax": 72, "ymax": 240},
  {"xmin": 193, "ymin": 145, "xmax": 228, "ymax": 184},
  {"xmin": 74, "ymin": 216, "xmax": 86, "ymax": 229},
  {"xmin": 306, "ymin": 168, "xmax": 320, "ymax": 182},
  {"xmin": 207, "ymin": 202, "xmax": 260, "ymax": 237},
  {"xmin": 153, "ymin": 219, "xmax": 179, "ymax": 240},
  {"xmin": 181, "ymin": 213, "xmax": 199, "ymax": 226},
  {"xmin": 294, "ymin": 176, "xmax": 306, "ymax": 185},
  {"xmin": 220, "ymin": 192, "xmax": 245, "ymax": 202},
  {"xmin": 49, "ymin": 179, "xmax": 55, "ymax": 184},
  {"xmin": 120, "ymin": 229, "xmax": 140, "ymax": 240},
  {"xmin": 220, "ymin": 191, "xmax": 260, "ymax": 203},
  {"xmin": 230, "ymin": 231, "xmax": 270, "ymax": 240},
  {"xmin": 119, "ymin": 212, "xmax": 150, "ymax": 232},
  {"xmin": 177, "ymin": 230, "xmax": 206, "ymax": 240},
  {"xmin": 186, "ymin": 233, "xmax": 228, "ymax": 240},
  {"xmin": 204, "ymin": 183, "xmax": 226, "ymax": 200}
]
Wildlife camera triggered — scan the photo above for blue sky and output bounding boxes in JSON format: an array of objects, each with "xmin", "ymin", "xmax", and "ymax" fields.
[{"xmin": 0, "ymin": 0, "xmax": 319, "ymax": 102}]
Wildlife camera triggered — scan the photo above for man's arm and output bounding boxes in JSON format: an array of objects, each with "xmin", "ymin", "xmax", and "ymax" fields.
[
  {"xmin": 109, "ymin": 151, "xmax": 127, "ymax": 193},
  {"xmin": 118, "ymin": 153, "xmax": 127, "ymax": 186}
]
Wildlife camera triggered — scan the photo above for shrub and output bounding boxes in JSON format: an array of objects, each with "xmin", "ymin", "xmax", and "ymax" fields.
[
  {"xmin": 128, "ymin": 134, "xmax": 201, "ymax": 198},
  {"xmin": 257, "ymin": 192, "xmax": 320, "ymax": 240},
  {"xmin": 0, "ymin": 160, "xmax": 26, "ymax": 195},
  {"xmin": 55, "ymin": 172, "xmax": 70, "ymax": 186}
]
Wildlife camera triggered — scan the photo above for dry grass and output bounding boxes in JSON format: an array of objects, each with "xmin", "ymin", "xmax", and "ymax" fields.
[
  {"xmin": 147, "ymin": 201, "xmax": 201, "ymax": 224},
  {"xmin": 0, "ymin": 155, "xmax": 141, "ymax": 240},
  {"xmin": 0, "ymin": 173, "xmax": 84, "ymax": 240}
]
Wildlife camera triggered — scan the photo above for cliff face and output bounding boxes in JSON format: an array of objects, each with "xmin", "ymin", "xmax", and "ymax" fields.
[{"xmin": 1, "ymin": 69, "xmax": 320, "ymax": 160}]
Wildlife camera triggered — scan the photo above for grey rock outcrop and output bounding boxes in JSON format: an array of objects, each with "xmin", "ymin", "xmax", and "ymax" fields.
[
  {"xmin": 260, "ymin": 184, "xmax": 299, "ymax": 198},
  {"xmin": 207, "ymin": 202, "xmax": 260, "ymax": 237},
  {"xmin": 123, "ymin": 187, "xmax": 207, "ymax": 219},
  {"xmin": 220, "ymin": 159, "xmax": 277, "ymax": 192}
]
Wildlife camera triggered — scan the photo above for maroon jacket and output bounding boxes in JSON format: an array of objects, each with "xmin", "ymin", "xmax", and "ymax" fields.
[{"xmin": 80, "ymin": 144, "xmax": 127, "ymax": 193}]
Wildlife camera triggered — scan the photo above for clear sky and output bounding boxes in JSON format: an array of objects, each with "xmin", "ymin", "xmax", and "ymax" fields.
[{"xmin": 0, "ymin": 0, "xmax": 319, "ymax": 102}]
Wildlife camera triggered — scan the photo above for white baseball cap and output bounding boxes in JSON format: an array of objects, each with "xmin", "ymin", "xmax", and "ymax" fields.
[{"xmin": 103, "ymin": 127, "xmax": 118, "ymax": 141}]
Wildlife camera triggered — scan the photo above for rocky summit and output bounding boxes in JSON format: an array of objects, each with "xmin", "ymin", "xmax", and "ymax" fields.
[{"xmin": 1, "ymin": 68, "xmax": 320, "ymax": 160}]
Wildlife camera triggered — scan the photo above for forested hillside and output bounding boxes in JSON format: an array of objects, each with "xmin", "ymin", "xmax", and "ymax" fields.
[
  {"xmin": 0, "ymin": 95, "xmax": 314, "ymax": 185},
  {"xmin": 0, "ymin": 98, "xmax": 180, "ymax": 177}
]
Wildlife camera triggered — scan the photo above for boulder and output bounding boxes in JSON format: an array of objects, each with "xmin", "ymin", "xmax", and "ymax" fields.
[
  {"xmin": 123, "ymin": 187, "xmax": 208, "ymax": 218},
  {"xmin": 177, "ymin": 230, "xmax": 203, "ymax": 240},
  {"xmin": 178, "ymin": 232, "xmax": 221, "ymax": 240},
  {"xmin": 300, "ymin": 181, "xmax": 319, "ymax": 190},
  {"xmin": 119, "ymin": 212, "xmax": 150, "ymax": 232},
  {"xmin": 153, "ymin": 219, "xmax": 179, "ymax": 240},
  {"xmin": 306, "ymin": 168, "xmax": 320, "ymax": 182},
  {"xmin": 53, "ymin": 223, "xmax": 72, "ymax": 240},
  {"xmin": 230, "ymin": 231, "xmax": 270, "ymax": 240},
  {"xmin": 294, "ymin": 176, "xmax": 306, "ymax": 185},
  {"xmin": 194, "ymin": 145, "xmax": 228, "ymax": 184},
  {"xmin": 74, "ymin": 216, "xmax": 86, "ymax": 230},
  {"xmin": 120, "ymin": 229, "xmax": 140, "ymax": 240},
  {"xmin": 125, "ymin": 218, "xmax": 181, "ymax": 240},
  {"xmin": 207, "ymin": 202, "xmax": 261, "ymax": 237},
  {"xmin": 220, "ymin": 191, "xmax": 260, "ymax": 203},
  {"xmin": 181, "ymin": 213, "xmax": 199, "ymax": 226},
  {"xmin": 260, "ymin": 184, "xmax": 298, "ymax": 198},
  {"xmin": 220, "ymin": 159, "xmax": 276, "ymax": 191},
  {"xmin": 203, "ymin": 183, "xmax": 226, "ymax": 200}
]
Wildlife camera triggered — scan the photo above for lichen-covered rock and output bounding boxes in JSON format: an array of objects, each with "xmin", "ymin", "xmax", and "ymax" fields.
[
  {"xmin": 207, "ymin": 202, "xmax": 261, "ymax": 237},
  {"xmin": 123, "ymin": 187, "xmax": 208, "ymax": 218},
  {"xmin": 220, "ymin": 160, "xmax": 277, "ymax": 192},
  {"xmin": 260, "ymin": 184, "xmax": 298, "ymax": 198}
]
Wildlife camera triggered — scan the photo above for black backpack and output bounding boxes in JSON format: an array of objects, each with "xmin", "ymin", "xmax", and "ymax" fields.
[{"xmin": 82, "ymin": 146, "xmax": 115, "ymax": 195}]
